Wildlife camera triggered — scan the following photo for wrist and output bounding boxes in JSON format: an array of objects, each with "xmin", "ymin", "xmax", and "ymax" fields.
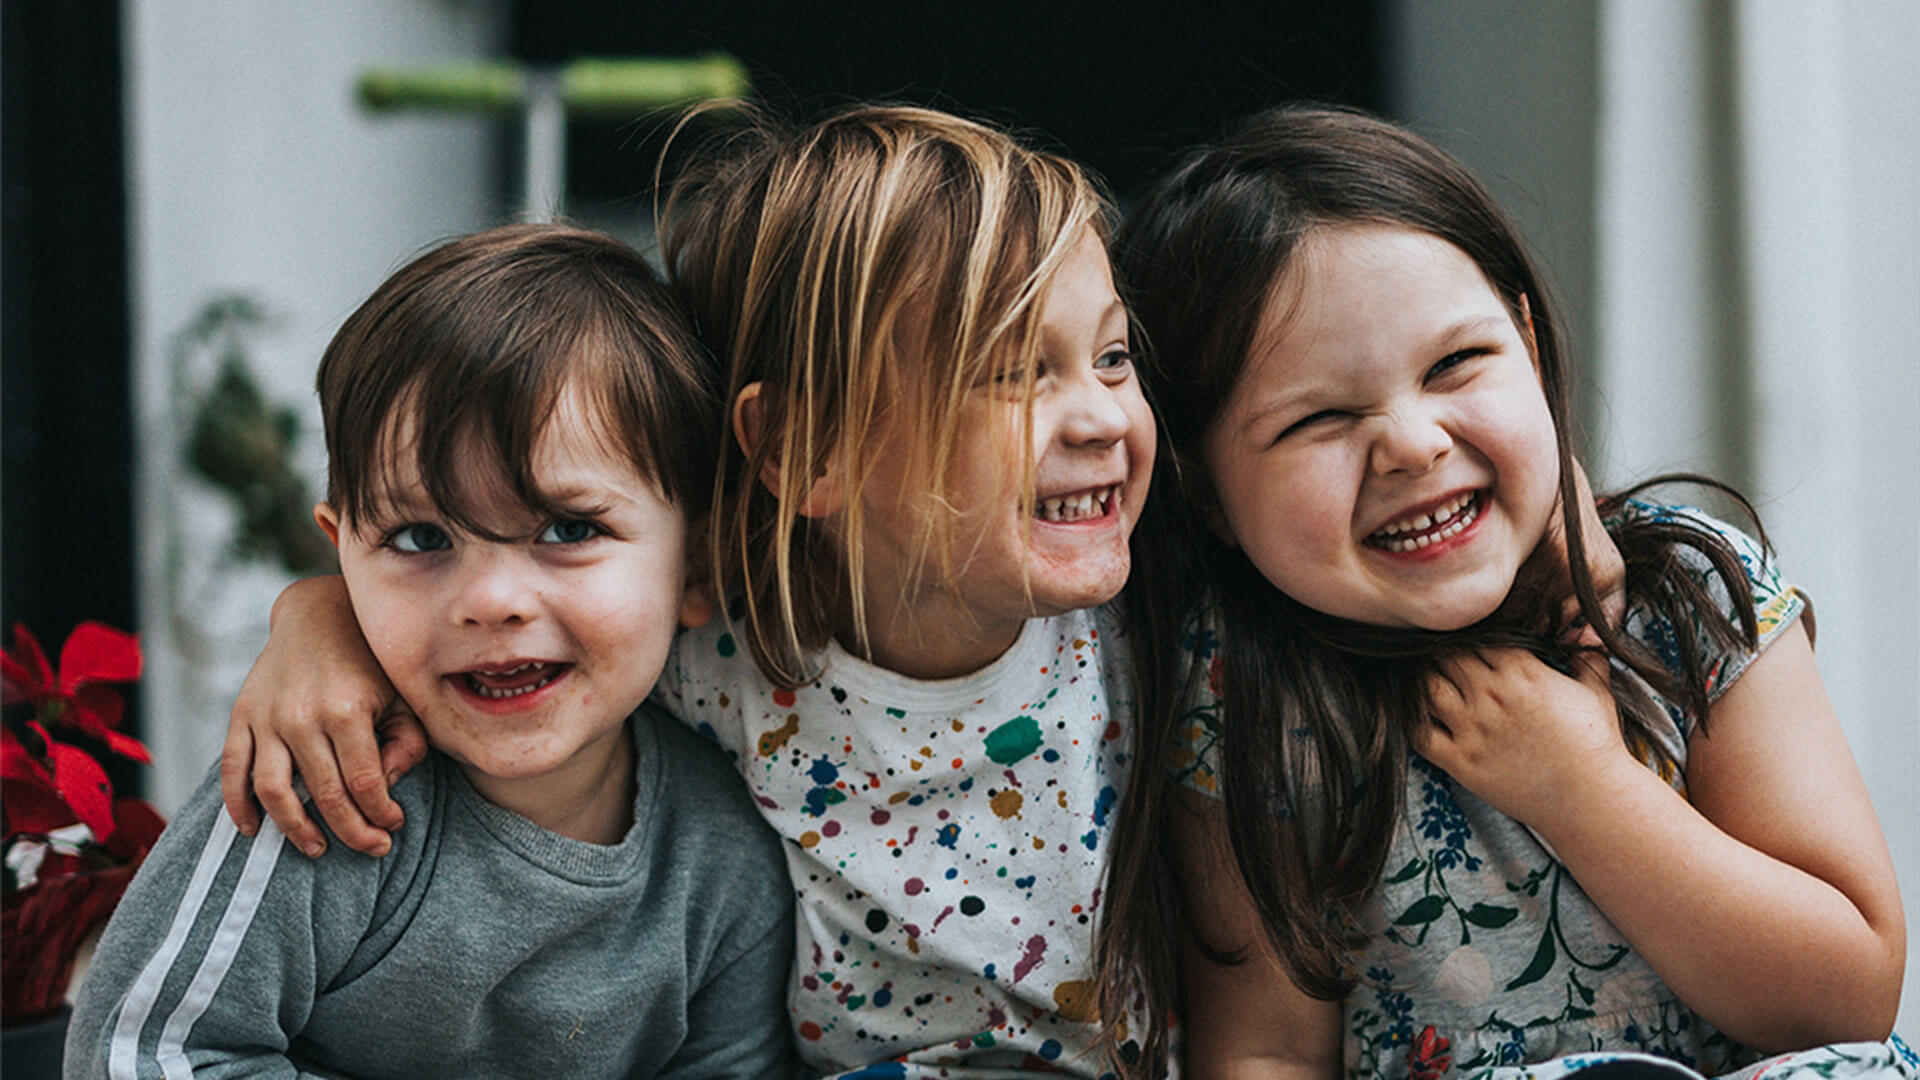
[{"xmin": 1528, "ymin": 752, "xmax": 1675, "ymax": 860}]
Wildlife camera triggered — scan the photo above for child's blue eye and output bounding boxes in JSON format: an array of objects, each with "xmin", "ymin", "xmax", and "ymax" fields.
[
  {"xmin": 386, "ymin": 523, "xmax": 450, "ymax": 554},
  {"xmin": 1095, "ymin": 349, "xmax": 1134, "ymax": 373},
  {"xmin": 538, "ymin": 519, "xmax": 601, "ymax": 545}
]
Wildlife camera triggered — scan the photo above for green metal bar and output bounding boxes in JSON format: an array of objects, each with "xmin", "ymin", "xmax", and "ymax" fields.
[
  {"xmin": 562, "ymin": 54, "xmax": 749, "ymax": 112},
  {"xmin": 356, "ymin": 62, "xmax": 526, "ymax": 113},
  {"xmin": 356, "ymin": 53, "xmax": 749, "ymax": 114}
]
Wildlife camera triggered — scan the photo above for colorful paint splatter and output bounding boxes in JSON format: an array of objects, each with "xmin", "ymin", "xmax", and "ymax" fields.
[{"xmin": 658, "ymin": 603, "xmax": 1137, "ymax": 1077}]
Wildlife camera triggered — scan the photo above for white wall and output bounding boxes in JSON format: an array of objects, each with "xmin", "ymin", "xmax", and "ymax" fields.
[
  {"xmin": 126, "ymin": 0, "xmax": 505, "ymax": 813},
  {"xmin": 1390, "ymin": 0, "xmax": 1920, "ymax": 1037}
]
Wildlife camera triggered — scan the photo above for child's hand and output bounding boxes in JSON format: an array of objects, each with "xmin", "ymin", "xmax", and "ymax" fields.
[
  {"xmin": 220, "ymin": 575, "xmax": 426, "ymax": 858},
  {"xmin": 1417, "ymin": 644, "xmax": 1635, "ymax": 828}
]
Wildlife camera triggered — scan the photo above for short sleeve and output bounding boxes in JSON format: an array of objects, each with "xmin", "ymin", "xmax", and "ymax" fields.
[
  {"xmin": 1616, "ymin": 500, "xmax": 1807, "ymax": 712},
  {"xmin": 1169, "ymin": 610, "xmax": 1226, "ymax": 797}
]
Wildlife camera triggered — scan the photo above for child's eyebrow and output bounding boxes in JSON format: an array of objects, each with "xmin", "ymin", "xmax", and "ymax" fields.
[
  {"xmin": 533, "ymin": 485, "xmax": 624, "ymax": 514},
  {"xmin": 1237, "ymin": 383, "xmax": 1325, "ymax": 438},
  {"xmin": 1434, "ymin": 314, "xmax": 1512, "ymax": 349}
]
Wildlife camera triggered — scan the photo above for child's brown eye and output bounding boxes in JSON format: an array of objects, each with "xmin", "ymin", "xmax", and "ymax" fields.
[{"xmin": 386, "ymin": 523, "xmax": 450, "ymax": 554}]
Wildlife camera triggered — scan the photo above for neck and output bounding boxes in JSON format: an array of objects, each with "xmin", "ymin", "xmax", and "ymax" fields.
[
  {"xmin": 459, "ymin": 723, "xmax": 636, "ymax": 845},
  {"xmin": 839, "ymin": 599, "xmax": 1026, "ymax": 682}
]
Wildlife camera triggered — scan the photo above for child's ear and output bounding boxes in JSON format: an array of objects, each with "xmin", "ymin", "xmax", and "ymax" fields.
[
  {"xmin": 314, "ymin": 502, "xmax": 343, "ymax": 547},
  {"xmin": 1517, "ymin": 293, "xmax": 1540, "ymax": 372},
  {"xmin": 677, "ymin": 521, "xmax": 716, "ymax": 629},
  {"xmin": 732, "ymin": 381, "xmax": 846, "ymax": 518}
]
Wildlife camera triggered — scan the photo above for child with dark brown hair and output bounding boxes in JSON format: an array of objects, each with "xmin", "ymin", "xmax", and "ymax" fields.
[
  {"xmin": 67, "ymin": 225, "xmax": 797, "ymax": 1079},
  {"xmin": 1099, "ymin": 105, "xmax": 1909, "ymax": 1080}
]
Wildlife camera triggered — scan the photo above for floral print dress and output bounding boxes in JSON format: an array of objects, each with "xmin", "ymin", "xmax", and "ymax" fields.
[{"xmin": 1176, "ymin": 503, "xmax": 1914, "ymax": 1080}]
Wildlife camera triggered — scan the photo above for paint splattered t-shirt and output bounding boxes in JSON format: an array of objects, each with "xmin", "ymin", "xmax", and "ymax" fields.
[{"xmin": 656, "ymin": 603, "xmax": 1138, "ymax": 1078}]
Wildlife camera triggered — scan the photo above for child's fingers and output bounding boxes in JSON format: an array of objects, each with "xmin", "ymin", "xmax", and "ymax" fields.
[
  {"xmin": 291, "ymin": 729, "xmax": 392, "ymax": 858},
  {"xmin": 329, "ymin": 719, "xmax": 403, "ymax": 836},
  {"xmin": 1410, "ymin": 715, "xmax": 1459, "ymax": 772},
  {"xmin": 1570, "ymin": 647, "xmax": 1614, "ymax": 694},
  {"xmin": 252, "ymin": 739, "xmax": 329, "ymax": 858},
  {"xmin": 375, "ymin": 709, "xmax": 430, "ymax": 787},
  {"xmin": 219, "ymin": 727, "xmax": 262, "ymax": 837},
  {"xmin": 1425, "ymin": 664, "xmax": 1467, "ymax": 711}
]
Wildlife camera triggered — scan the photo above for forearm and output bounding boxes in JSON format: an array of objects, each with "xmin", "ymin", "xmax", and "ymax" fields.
[
  {"xmin": 1174, "ymin": 791, "xmax": 1343, "ymax": 1078},
  {"xmin": 1183, "ymin": 948, "xmax": 1342, "ymax": 1080},
  {"xmin": 1537, "ymin": 764, "xmax": 1902, "ymax": 1048}
]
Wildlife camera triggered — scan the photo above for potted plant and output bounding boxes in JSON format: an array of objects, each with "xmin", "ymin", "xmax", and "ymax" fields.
[{"xmin": 2, "ymin": 621, "xmax": 164, "ymax": 1069}]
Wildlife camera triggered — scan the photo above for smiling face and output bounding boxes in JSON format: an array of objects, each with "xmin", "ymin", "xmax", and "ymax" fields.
[
  {"xmin": 318, "ymin": 388, "xmax": 698, "ymax": 816},
  {"xmin": 1204, "ymin": 224, "xmax": 1559, "ymax": 631},
  {"xmin": 853, "ymin": 227, "xmax": 1156, "ymax": 676}
]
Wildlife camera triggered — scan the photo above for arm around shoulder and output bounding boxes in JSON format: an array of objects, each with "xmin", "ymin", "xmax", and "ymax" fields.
[{"xmin": 222, "ymin": 573, "xmax": 425, "ymax": 860}]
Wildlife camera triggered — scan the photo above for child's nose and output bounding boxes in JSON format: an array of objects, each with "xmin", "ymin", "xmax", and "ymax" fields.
[
  {"xmin": 449, "ymin": 549, "xmax": 538, "ymax": 626},
  {"xmin": 1055, "ymin": 376, "xmax": 1131, "ymax": 447},
  {"xmin": 1370, "ymin": 409, "xmax": 1452, "ymax": 476}
]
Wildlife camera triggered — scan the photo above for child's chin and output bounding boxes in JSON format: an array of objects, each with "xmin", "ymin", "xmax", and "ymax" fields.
[{"xmin": 1403, "ymin": 597, "xmax": 1505, "ymax": 633}]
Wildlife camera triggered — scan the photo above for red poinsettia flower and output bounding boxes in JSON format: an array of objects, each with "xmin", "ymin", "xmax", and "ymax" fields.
[
  {"xmin": 1407, "ymin": 1024, "xmax": 1453, "ymax": 1080},
  {"xmin": 2, "ymin": 622, "xmax": 148, "ymax": 842},
  {"xmin": 2, "ymin": 621, "xmax": 164, "ymax": 1025},
  {"xmin": 2, "ymin": 622, "xmax": 148, "ymax": 762}
]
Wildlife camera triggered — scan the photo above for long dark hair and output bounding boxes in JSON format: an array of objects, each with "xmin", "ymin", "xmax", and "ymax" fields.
[{"xmin": 1096, "ymin": 105, "xmax": 1761, "ymax": 1072}]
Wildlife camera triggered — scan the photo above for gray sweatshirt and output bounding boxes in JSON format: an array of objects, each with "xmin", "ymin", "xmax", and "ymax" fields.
[{"xmin": 65, "ymin": 704, "xmax": 798, "ymax": 1079}]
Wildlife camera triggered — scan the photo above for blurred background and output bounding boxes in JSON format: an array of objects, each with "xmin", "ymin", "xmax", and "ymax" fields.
[{"xmin": 4, "ymin": 0, "xmax": 1915, "ymax": 1032}]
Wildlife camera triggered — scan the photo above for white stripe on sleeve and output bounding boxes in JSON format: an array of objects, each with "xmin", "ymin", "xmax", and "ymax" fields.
[
  {"xmin": 155, "ymin": 820, "xmax": 286, "ymax": 1079},
  {"xmin": 106, "ymin": 812, "xmax": 287, "ymax": 1080}
]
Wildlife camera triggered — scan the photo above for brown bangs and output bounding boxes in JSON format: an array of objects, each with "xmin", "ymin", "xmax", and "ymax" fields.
[{"xmin": 319, "ymin": 224, "xmax": 718, "ymax": 541}]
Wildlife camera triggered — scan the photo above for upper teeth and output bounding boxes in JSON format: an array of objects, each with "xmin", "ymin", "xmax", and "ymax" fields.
[
  {"xmin": 1373, "ymin": 492, "xmax": 1479, "ymax": 552},
  {"xmin": 475, "ymin": 661, "xmax": 539, "ymax": 677},
  {"xmin": 1038, "ymin": 487, "xmax": 1113, "ymax": 523}
]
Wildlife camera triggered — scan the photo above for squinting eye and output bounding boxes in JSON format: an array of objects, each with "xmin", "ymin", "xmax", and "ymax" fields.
[
  {"xmin": 1095, "ymin": 348, "xmax": 1134, "ymax": 372},
  {"xmin": 386, "ymin": 523, "xmax": 450, "ymax": 554},
  {"xmin": 1278, "ymin": 409, "xmax": 1348, "ymax": 441},
  {"xmin": 1427, "ymin": 349, "xmax": 1482, "ymax": 380},
  {"xmin": 538, "ymin": 519, "xmax": 601, "ymax": 545}
]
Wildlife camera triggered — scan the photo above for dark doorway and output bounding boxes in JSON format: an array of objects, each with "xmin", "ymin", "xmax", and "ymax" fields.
[
  {"xmin": 509, "ymin": 1, "xmax": 1383, "ymax": 204},
  {"xmin": 2, "ymin": 2, "xmax": 140, "ymax": 764}
]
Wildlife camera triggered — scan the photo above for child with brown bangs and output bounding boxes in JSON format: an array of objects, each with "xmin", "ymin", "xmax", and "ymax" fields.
[
  {"xmin": 66, "ymin": 225, "xmax": 798, "ymax": 1079},
  {"xmin": 214, "ymin": 108, "xmax": 1160, "ymax": 1076},
  {"xmin": 1099, "ymin": 106, "xmax": 1908, "ymax": 1080}
]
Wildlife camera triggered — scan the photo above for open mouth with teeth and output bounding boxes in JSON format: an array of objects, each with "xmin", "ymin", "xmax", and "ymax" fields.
[
  {"xmin": 1366, "ymin": 490, "xmax": 1485, "ymax": 553},
  {"xmin": 456, "ymin": 660, "xmax": 569, "ymax": 700},
  {"xmin": 1035, "ymin": 485, "xmax": 1119, "ymax": 524}
]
